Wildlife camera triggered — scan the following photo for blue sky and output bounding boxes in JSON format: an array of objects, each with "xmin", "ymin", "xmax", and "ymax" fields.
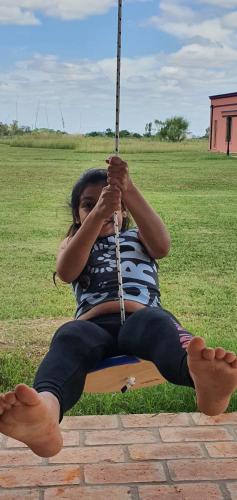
[{"xmin": 1, "ymin": 0, "xmax": 237, "ymax": 135}]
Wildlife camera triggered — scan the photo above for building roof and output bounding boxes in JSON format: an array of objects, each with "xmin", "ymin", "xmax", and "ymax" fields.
[{"xmin": 209, "ymin": 92, "xmax": 237, "ymax": 100}]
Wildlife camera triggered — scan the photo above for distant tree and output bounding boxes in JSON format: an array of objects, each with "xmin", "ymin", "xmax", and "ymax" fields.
[
  {"xmin": 144, "ymin": 122, "xmax": 153, "ymax": 137},
  {"xmin": 0, "ymin": 122, "xmax": 10, "ymax": 136},
  {"xmin": 105, "ymin": 128, "xmax": 114, "ymax": 137},
  {"xmin": 0, "ymin": 121, "xmax": 71, "ymax": 136},
  {"xmin": 86, "ymin": 131, "xmax": 104, "ymax": 137},
  {"xmin": 203, "ymin": 127, "xmax": 210, "ymax": 139},
  {"xmin": 32, "ymin": 127, "xmax": 59, "ymax": 134},
  {"xmin": 9, "ymin": 120, "xmax": 24, "ymax": 135},
  {"xmin": 158, "ymin": 116, "xmax": 189, "ymax": 142},
  {"xmin": 56, "ymin": 129, "xmax": 67, "ymax": 134},
  {"xmin": 119, "ymin": 129, "xmax": 131, "ymax": 137},
  {"xmin": 154, "ymin": 119, "xmax": 163, "ymax": 134},
  {"xmin": 132, "ymin": 132, "xmax": 142, "ymax": 138},
  {"xmin": 21, "ymin": 126, "xmax": 32, "ymax": 134}
]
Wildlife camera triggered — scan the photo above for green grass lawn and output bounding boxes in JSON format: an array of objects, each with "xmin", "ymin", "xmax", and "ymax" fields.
[{"xmin": 0, "ymin": 137, "xmax": 236, "ymax": 414}]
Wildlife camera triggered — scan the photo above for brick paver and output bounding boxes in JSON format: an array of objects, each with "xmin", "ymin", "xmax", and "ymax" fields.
[{"xmin": 0, "ymin": 412, "xmax": 236, "ymax": 499}]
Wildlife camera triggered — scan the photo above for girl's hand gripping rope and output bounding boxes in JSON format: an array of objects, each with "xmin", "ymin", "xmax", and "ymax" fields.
[
  {"xmin": 95, "ymin": 184, "xmax": 122, "ymax": 222},
  {"xmin": 106, "ymin": 156, "xmax": 133, "ymax": 195}
]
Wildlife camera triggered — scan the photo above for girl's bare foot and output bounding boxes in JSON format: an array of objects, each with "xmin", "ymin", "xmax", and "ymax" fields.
[
  {"xmin": 0, "ymin": 384, "xmax": 63, "ymax": 457},
  {"xmin": 187, "ymin": 337, "xmax": 237, "ymax": 416}
]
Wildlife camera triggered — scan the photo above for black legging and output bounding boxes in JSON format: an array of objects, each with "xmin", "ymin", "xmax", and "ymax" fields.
[{"xmin": 33, "ymin": 307, "xmax": 195, "ymax": 421}]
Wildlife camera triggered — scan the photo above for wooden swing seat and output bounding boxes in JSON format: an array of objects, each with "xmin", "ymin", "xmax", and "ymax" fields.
[{"xmin": 84, "ymin": 355, "xmax": 166, "ymax": 393}]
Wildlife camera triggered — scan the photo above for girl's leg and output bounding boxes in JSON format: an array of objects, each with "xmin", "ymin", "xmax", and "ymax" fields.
[
  {"xmin": 118, "ymin": 308, "xmax": 237, "ymax": 415},
  {"xmin": 33, "ymin": 319, "xmax": 118, "ymax": 421},
  {"xmin": 118, "ymin": 307, "xmax": 194, "ymax": 387},
  {"xmin": 0, "ymin": 318, "xmax": 118, "ymax": 457}
]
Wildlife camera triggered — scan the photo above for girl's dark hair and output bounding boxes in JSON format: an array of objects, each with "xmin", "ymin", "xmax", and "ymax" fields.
[{"xmin": 66, "ymin": 167, "xmax": 130, "ymax": 238}]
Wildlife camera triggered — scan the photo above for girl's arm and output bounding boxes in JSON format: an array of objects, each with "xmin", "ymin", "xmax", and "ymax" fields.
[
  {"xmin": 56, "ymin": 185, "xmax": 121, "ymax": 283},
  {"xmin": 123, "ymin": 183, "xmax": 171, "ymax": 259},
  {"xmin": 107, "ymin": 156, "xmax": 171, "ymax": 259},
  {"xmin": 56, "ymin": 209, "xmax": 105, "ymax": 283}
]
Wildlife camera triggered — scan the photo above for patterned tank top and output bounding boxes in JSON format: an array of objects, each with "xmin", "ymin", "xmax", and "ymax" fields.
[{"xmin": 72, "ymin": 227, "xmax": 161, "ymax": 318}]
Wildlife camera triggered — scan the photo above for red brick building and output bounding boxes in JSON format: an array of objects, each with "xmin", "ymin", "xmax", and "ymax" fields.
[{"xmin": 209, "ymin": 92, "xmax": 237, "ymax": 154}]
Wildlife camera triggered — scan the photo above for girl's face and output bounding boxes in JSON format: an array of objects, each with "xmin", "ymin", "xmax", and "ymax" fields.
[{"xmin": 77, "ymin": 182, "xmax": 126, "ymax": 237}]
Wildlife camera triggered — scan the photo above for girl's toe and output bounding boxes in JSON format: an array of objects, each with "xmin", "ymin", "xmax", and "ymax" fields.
[
  {"xmin": 187, "ymin": 336, "xmax": 205, "ymax": 358},
  {"xmin": 224, "ymin": 352, "xmax": 236, "ymax": 364},
  {"xmin": 202, "ymin": 347, "xmax": 215, "ymax": 361},
  {"xmin": 4, "ymin": 392, "xmax": 17, "ymax": 405},
  {"xmin": 215, "ymin": 347, "xmax": 226, "ymax": 360}
]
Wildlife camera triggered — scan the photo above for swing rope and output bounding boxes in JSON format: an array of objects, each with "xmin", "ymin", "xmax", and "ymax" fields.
[{"xmin": 113, "ymin": 0, "xmax": 126, "ymax": 325}]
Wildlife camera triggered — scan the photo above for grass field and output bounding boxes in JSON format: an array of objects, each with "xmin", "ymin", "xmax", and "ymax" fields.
[{"xmin": 0, "ymin": 137, "xmax": 236, "ymax": 414}]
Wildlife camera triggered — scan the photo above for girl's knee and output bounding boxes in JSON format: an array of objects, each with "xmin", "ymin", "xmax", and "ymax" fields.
[
  {"xmin": 51, "ymin": 320, "xmax": 83, "ymax": 345},
  {"xmin": 118, "ymin": 308, "xmax": 161, "ymax": 352},
  {"xmin": 51, "ymin": 320, "xmax": 113, "ymax": 355},
  {"xmin": 119, "ymin": 308, "xmax": 168, "ymax": 338},
  {"xmin": 118, "ymin": 307, "xmax": 178, "ymax": 356}
]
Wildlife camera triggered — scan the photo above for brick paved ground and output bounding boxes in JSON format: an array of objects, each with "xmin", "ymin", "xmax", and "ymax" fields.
[{"xmin": 0, "ymin": 412, "xmax": 237, "ymax": 499}]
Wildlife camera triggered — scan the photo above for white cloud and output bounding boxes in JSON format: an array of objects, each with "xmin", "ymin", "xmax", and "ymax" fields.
[
  {"xmin": 159, "ymin": 1, "xmax": 196, "ymax": 21},
  {"xmin": 199, "ymin": 0, "xmax": 237, "ymax": 7},
  {"xmin": 43, "ymin": 0, "xmax": 117, "ymax": 21},
  {"xmin": 0, "ymin": 0, "xmax": 117, "ymax": 24},
  {"xmin": 1, "ymin": 45, "xmax": 237, "ymax": 136},
  {"xmin": 0, "ymin": 5, "xmax": 40, "ymax": 25},
  {"xmin": 223, "ymin": 11, "xmax": 237, "ymax": 27},
  {"xmin": 149, "ymin": 15, "xmax": 232, "ymax": 44},
  {"xmin": 171, "ymin": 43, "xmax": 237, "ymax": 67},
  {"xmin": 146, "ymin": 1, "xmax": 236, "ymax": 45}
]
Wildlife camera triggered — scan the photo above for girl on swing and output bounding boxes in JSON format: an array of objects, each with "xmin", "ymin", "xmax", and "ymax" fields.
[{"xmin": 0, "ymin": 156, "xmax": 236, "ymax": 458}]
